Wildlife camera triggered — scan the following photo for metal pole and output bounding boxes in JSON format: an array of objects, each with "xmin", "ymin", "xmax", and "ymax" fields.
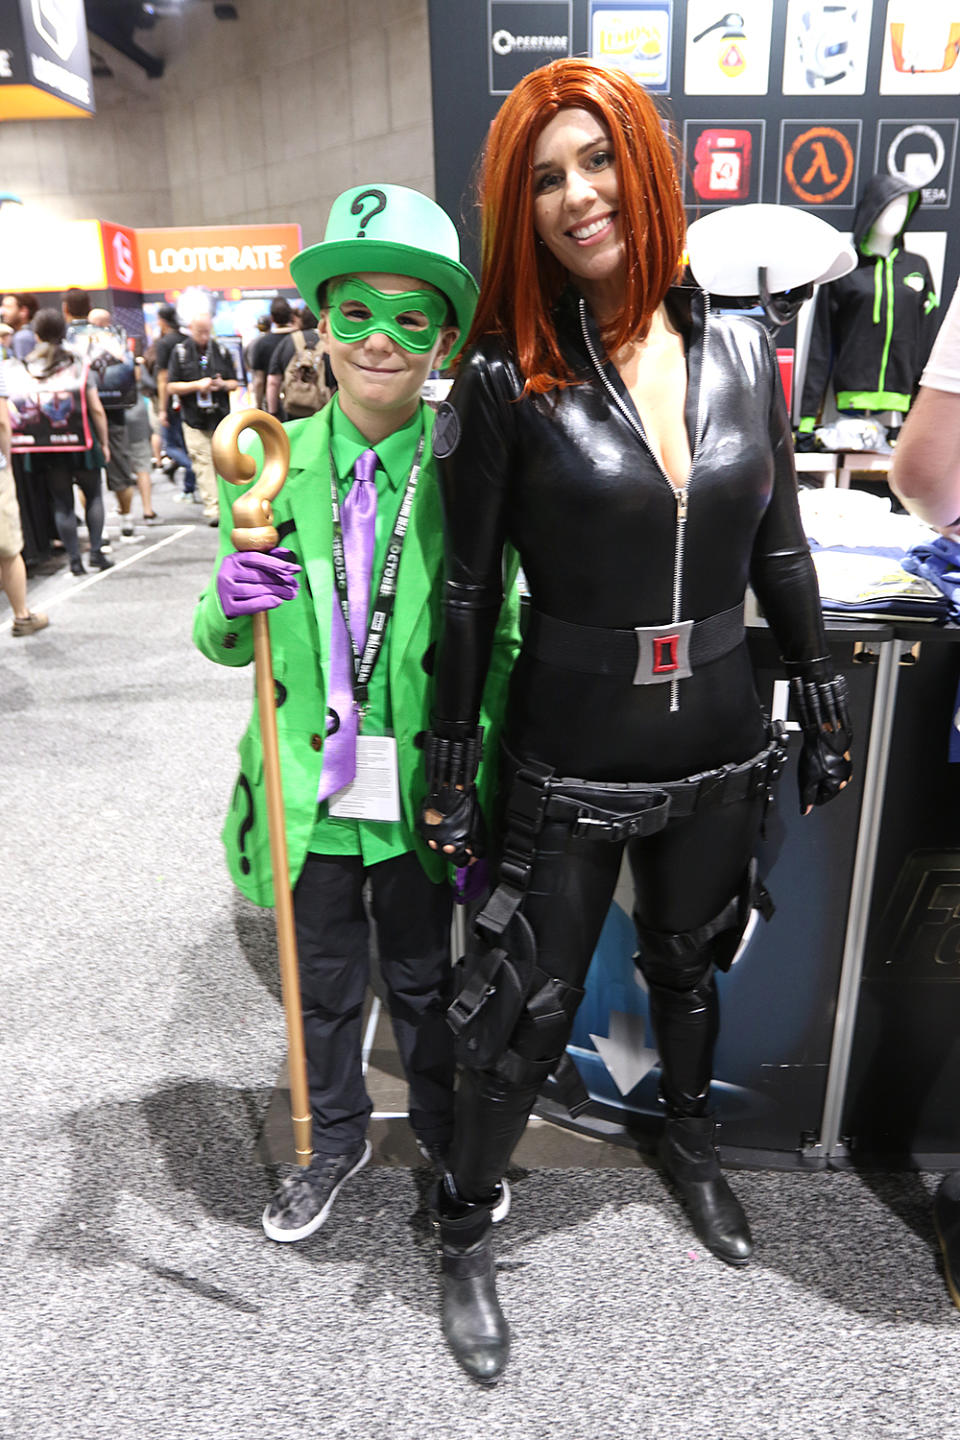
[{"xmin": 818, "ymin": 639, "xmax": 902, "ymax": 1158}]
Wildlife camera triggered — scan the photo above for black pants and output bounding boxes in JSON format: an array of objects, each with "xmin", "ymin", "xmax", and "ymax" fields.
[
  {"xmin": 293, "ymin": 850, "xmax": 455, "ymax": 1157},
  {"xmin": 37, "ymin": 456, "xmax": 105, "ymax": 562},
  {"xmin": 13, "ymin": 455, "xmax": 57, "ymax": 565},
  {"xmin": 451, "ymin": 793, "xmax": 766, "ymax": 1201}
]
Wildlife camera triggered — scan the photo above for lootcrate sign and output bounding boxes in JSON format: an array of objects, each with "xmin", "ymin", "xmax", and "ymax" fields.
[
  {"xmin": 0, "ymin": 0, "xmax": 94, "ymax": 119},
  {"xmin": 0, "ymin": 216, "xmax": 303, "ymax": 300},
  {"xmin": 134, "ymin": 225, "xmax": 302, "ymax": 292}
]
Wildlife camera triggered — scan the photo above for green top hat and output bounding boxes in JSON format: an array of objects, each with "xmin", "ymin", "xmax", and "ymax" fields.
[{"xmin": 290, "ymin": 184, "xmax": 478, "ymax": 360}]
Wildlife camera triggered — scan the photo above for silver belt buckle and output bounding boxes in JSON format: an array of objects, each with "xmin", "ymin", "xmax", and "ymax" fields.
[{"xmin": 633, "ymin": 619, "xmax": 693, "ymax": 685}]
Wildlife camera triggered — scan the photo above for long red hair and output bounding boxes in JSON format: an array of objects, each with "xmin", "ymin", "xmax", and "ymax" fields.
[{"xmin": 465, "ymin": 59, "xmax": 686, "ymax": 393}]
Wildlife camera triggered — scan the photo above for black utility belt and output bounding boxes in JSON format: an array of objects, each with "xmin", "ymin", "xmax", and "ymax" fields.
[
  {"xmin": 499, "ymin": 724, "xmax": 787, "ymax": 856},
  {"xmin": 524, "ymin": 602, "xmax": 745, "ymax": 685}
]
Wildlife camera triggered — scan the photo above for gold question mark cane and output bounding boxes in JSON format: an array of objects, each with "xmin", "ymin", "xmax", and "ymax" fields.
[{"xmin": 212, "ymin": 409, "xmax": 312, "ymax": 1167}]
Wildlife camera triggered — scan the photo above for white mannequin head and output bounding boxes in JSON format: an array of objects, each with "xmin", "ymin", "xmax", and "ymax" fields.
[{"xmin": 866, "ymin": 194, "xmax": 910, "ymax": 256}]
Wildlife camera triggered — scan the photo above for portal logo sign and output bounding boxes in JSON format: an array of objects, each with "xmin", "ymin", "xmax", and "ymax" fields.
[
  {"xmin": 30, "ymin": 0, "xmax": 78, "ymax": 63},
  {"xmin": 683, "ymin": 119, "xmax": 765, "ymax": 205},
  {"xmin": 876, "ymin": 119, "xmax": 958, "ymax": 208},
  {"xmin": 488, "ymin": 0, "xmax": 572, "ymax": 95},
  {"xmin": 867, "ymin": 852, "xmax": 960, "ymax": 981},
  {"xmin": 779, "ymin": 119, "xmax": 860, "ymax": 206}
]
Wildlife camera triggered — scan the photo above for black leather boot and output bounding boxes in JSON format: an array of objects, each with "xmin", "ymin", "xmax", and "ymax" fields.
[
  {"xmin": 433, "ymin": 1177, "xmax": 510, "ymax": 1383},
  {"xmin": 659, "ymin": 1113, "xmax": 753, "ymax": 1267}
]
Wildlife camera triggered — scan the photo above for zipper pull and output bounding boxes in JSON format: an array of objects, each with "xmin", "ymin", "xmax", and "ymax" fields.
[{"xmin": 676, "ymin": 486, "xmax": 688, "ymax": 523}]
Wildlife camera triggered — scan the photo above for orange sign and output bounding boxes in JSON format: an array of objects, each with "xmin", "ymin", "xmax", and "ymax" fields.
[
  {"xmin": 134, "ymin": 224, "xmax": 302, "ymax": 292},
  {"xmin": 0, "ymin": 215, "xmax": 106, "ymax": 291}
]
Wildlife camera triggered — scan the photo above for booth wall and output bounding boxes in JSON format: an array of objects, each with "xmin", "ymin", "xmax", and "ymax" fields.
[
  {"xmin": 0, "ymin": 0, "xmax": 433, "ymax": 245},
  {"xmin": 0, "ymin": 93, "xmax": 172, "ymax": 228}
]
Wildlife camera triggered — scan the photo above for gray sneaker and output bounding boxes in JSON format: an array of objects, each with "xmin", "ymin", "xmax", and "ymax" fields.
[{"xmin": 262, "ymin": 1139, "xmax": 372, "ymax": 1242}]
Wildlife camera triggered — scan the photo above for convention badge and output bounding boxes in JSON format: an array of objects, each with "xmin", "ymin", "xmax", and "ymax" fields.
[
  {"xmin": 327, "ymin": 277, "xmax": 449, "ymax": 353},
  {"xmin": 431, "ymin": 400, "xmax": 461, "ymax": 459},
  {"xmin": 328, "ymin": 735, "xmax": 402, "ymax": 823}
]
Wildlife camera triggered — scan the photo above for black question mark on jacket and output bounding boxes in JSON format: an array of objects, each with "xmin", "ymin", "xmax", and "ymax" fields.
[{"xmin": 235, "ymin": 772, "xmax": 255, "ymax": 875}]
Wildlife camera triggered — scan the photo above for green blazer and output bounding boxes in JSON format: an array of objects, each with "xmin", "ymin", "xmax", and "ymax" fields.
[{"xmin": 193, "ymin": 402, "xmax": 521, "ymax": 908}]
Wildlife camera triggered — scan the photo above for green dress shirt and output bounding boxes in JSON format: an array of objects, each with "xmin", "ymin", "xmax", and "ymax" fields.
[{"xmin": 307, "ymin": 400, "xmax": 425, "ymax": 865}]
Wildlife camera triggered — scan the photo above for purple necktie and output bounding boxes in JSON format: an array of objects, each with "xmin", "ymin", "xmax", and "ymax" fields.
[{"xmin": 318, "ymin": 448, "xmax": 378, "ymax": 803}]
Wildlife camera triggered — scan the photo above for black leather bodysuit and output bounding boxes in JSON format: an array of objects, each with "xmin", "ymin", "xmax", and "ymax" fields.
[{"xmin": 432, "ymin": 286, "xmax": 831, "ymax": 1201}]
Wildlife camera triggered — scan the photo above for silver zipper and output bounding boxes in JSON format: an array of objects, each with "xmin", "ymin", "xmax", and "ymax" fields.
[{"xmin": 579, "ymin": 296, "xmax": 709, "ymax": 712}]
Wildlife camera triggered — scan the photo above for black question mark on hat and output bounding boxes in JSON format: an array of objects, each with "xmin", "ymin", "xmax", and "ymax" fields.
[
  {"xmin": 235, "ymin": 772, "xmax": 255, "ymax": 875},
  {"xmin": 351, "ymin": 188, "xmax": 388, "ymax": 238}
]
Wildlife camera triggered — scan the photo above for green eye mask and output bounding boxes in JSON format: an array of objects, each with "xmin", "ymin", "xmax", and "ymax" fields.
[{"xmin": 327, "ymin": 277, "xmax": 450, "ymax": 353}]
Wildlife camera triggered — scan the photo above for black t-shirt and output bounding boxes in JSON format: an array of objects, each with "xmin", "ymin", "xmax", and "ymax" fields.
[
  {"xmin": 167, "ymin": 336, "xmax": 236, "ymax": 430},
  {"xmin": 250, "ymin": 329, "xmax": 293, "ymax": 374},
  {"xmin": 154, "ymin": 328, "xmax": 186, "ymax": 374}
]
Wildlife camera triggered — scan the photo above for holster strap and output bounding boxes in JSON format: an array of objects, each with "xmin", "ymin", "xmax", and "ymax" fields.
[
  {"xmin": 525, "ymin": 603, "xmax": 745, "ymax": 684},
  {"xmin": 447, "ymin": 945, "xmax": 507, "ymax": 1037}
]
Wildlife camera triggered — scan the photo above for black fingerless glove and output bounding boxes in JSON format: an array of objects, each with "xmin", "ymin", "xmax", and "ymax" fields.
[
  {"xmin": 417, "ymin": 725, "xmax": 485, "ymax": 866},
  {"xmin": 788, "ymin": 664, "xmax": 853, "ymax": 813}
]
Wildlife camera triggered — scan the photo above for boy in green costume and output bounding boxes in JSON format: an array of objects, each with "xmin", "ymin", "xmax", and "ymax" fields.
[{"xmin": 194, "ymin": 185, "xmax": 520, "ymax": 1241}]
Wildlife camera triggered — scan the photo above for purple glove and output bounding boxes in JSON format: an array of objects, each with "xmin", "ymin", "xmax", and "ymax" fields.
[
  {"xmin": 216, "ymin": 547, "xmax": 301, "ymax": 618},
  {"xmin": 455, "ymin": 858, "xmax": 490, "ymax": 905}
]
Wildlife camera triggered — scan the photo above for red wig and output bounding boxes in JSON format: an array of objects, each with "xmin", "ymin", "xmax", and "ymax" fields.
[{"xmin": 465, "ymin": 59, "xmax": 686, "ymax": 394}]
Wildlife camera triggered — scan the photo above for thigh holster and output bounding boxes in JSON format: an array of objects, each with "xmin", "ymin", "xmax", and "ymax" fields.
[
  {"xmin": 635, "ymin": 857, "xmax": 775, "ymax": 988},
  {"xmin": 448, "ymin": 729, "xmax": 785, "ymax": 1095}
]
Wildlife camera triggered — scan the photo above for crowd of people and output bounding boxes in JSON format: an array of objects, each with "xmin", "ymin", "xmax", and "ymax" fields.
[{"xmin": 0, "ymin": 286, "xmax": 329, "ymax": 636}]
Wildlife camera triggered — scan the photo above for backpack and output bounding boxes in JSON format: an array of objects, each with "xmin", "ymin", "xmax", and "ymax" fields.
[
  {"xmin": 66, "ymin": 320, "xmax": 137, "ymax": 410},
  {"xmin": 280, "ymin": 330, "xmax": 331, "ymax": 418},
  {"xmin": 7, "ymin": 351, "xmax": 91, "ymax": 454}
]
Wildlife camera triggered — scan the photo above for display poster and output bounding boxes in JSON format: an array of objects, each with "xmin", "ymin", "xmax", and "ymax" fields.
[
  {"xmin": 683, "ymin": 118, "xmax": 766, "ymax": 205},
  {"xmin": 589, "ymin": 1, "xmax": 673, "ymax": 90},
  {"xmin": 879, "ymin": 1, "xmax": 960, "ymax": 95},
  {"xmin": 781, "ymin": 0, "xmax": 873, "ymax": 96},
  {"xmin": 778, "ymin": 119, "xmax": 862, "ymax": 206},
  {"xmin": 875, "ymin": 118, "xmax": 958, "ymax": 207},
  {"xmin": 683, "ymin": 0, "xmax": 773, "ymax": 95}
]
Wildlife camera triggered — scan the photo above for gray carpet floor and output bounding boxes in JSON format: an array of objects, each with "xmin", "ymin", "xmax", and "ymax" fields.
[{"xmin": 1, "ymin": 498, "xmax": 957, "ymax": 1439}]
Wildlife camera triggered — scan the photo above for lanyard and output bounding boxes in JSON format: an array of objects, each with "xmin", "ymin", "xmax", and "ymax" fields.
[{"xmin": 328, "ymin": 430, "xmax": 426, "ymax": 717}]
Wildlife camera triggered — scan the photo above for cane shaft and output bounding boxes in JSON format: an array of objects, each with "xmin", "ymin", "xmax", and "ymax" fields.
[
  {"xmin": 253, "ymin": 612, "xmax": 313, "ymax": 1166},
  {"xmin": 213, "ymin": 408, "xmax": 311, "ymax": 1168}
]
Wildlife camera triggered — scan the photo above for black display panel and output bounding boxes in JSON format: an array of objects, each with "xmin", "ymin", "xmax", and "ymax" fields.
[{"xmin": 429, "ymin": 1, "xmax": 959, "ymax": 307}]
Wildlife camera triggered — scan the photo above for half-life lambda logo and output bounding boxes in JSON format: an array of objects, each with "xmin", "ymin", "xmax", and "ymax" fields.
[
  {"xmin": 780, "ymin": 120, "xmax": 861, "ymax": 207},
  {"xmin": 866, "ymin": 851, "xmax": 960, "ymax": 981}
]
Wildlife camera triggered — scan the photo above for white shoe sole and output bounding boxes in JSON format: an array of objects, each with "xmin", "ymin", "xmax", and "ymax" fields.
[
  {"xmin": 261, "ymin": 1139, "xmax": 372, "ymax": 1243},
  {"xmin": 414, "ymin": 1140, "xmax": 511, "ymax": 1224},
  {"xmin": 491, "ymin": 1178, "xmax": 511, "ymax": 1225}
]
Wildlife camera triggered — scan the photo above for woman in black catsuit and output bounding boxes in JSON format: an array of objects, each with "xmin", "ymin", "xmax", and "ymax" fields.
[{"xmin": 419, "ymin": 59, "xmax": 852, "ymax": 1382}]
